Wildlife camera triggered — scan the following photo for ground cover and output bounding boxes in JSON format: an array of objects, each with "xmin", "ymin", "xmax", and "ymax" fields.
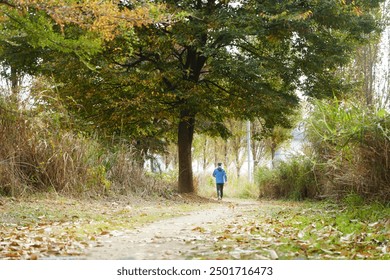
[{"xmin": 1, "ymin": 195, "xmax": 388, "ymax": 260}]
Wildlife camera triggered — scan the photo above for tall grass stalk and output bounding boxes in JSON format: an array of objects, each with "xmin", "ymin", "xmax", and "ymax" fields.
[{"xmin": 306, "ymin": 98, "xmax": 390, "ymax": 201}]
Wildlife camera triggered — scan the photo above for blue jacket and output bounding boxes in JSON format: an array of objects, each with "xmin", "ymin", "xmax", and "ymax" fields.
[{"xmin": 213, "ymin": 167, "xmax": 227, "ymax": 184}]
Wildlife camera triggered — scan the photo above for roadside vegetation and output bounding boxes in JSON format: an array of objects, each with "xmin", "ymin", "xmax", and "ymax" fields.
[
  {"xmin": 0, "ymin": 97, "xmax": 174, "ymax": 198},
  {"xmin": 257, "ymin": 97, "xmax": 390, "ymax": 203}
]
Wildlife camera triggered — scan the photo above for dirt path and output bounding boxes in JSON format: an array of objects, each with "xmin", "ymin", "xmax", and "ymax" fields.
[
  {"xmin": 3, "ymin": 197, "xmax": 387, "ymax": 260},
  {"xmin": 85, "ymin": 199, "xmax": 258, "ymax": 260}
]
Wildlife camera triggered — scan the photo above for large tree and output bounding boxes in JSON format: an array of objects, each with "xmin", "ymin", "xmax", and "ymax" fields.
[{"xmin": 1, "ymin": 0, "xmax": 385, "ymax": 193}]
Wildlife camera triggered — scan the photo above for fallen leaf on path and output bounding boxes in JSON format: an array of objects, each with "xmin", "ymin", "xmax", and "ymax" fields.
[{"xmin": 192, "ymin": 226, "xmax": 206, "ymax": 233}]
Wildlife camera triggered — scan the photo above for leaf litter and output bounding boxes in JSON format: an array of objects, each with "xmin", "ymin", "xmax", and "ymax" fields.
[
  {"xmin": 1, "ymin": 197, "xmax": 389, "ymax": 260},
  {"xmin": 0, "ymin": 195, "xmax": 213, "ymax": 259},
  {"xmin": 180, "ymin": 201, "xmax": 390, "ymax": 260}
]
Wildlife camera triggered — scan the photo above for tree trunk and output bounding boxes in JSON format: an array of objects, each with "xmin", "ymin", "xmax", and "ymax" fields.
[
  {"xmin": 224, "ymin": 141, "xmax": 228, "ymax": 166},
  {"xmin": 235, "ymin": 163, "xmax": 241, "ymax": 178},
  {"xmin": 271, "ymin": 144, "xmax": 276, "ymax": 169},
  {"xmin": 10, "ymin": 65, "xmax": 19, "ymax": 103},
  {"xmin": 202, "ymin": 138, "xmax": 208, "ymax": 171},
  {"xmin": 214, "ymin": 138, "xmax": 218, "ymax": 166},
  {"xmin": 178, "ymin": 110, "xmax": 195, "ymax": 193}
]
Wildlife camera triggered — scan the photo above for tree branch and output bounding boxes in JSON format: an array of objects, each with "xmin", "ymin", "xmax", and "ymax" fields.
[
  {"xmin": 0, "ymin": 0, "xmax": 16, "ymax": 8},
  {"xmin": 202, "ymin": 79, "xmax": 230, "ymax": 94}
]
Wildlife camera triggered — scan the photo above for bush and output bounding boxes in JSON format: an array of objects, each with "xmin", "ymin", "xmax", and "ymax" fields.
[
  {"xmin": 256, "ymin": 97, "xmax": 390, "ymax": 202},
  {"xmin": 237, "ymin": 182, "xmax": 259, "ymax": 199},
  {"xmin": 257, "ymin": 156, "xmax": 320, "ymax": 200}
]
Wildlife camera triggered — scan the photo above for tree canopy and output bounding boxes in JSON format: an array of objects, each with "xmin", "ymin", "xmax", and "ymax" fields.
[{"xmin": 0, "ymin": 0, "xmax": 385, "ymax": 193}]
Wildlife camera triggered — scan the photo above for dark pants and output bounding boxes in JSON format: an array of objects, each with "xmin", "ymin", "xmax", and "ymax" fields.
[{"xmin": 216, "ymin": 183, "xmax": 224, "ymax": 199}]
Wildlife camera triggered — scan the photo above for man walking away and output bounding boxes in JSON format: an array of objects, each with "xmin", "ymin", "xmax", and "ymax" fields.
[{"xmin": 212, "ymin": 163, "xmax": 227, "ymax": 200}]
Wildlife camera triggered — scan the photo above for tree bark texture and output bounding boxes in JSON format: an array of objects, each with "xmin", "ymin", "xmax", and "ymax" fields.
[{"xmin": 178, "ymin": 110, "xmax": 195, "ymax": 193}]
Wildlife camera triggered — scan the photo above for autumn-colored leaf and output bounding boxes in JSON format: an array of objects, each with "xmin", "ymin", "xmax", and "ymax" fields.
[
  {"xmin": 192, "ymin": 226, "xmax": 206, "ymax": 233},
  {"xmin": 3, "ymin": 0, "xmax": 164, "ymax": 41}
]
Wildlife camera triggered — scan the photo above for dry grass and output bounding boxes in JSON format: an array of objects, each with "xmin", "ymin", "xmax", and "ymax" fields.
[
  {"xmin": 306, "ymin": 99, "xmax": 390, "ymax": 202},
  {"xmin": 0, "ymin": 99, "xmax": 174, "ymax": 198},
  {"xmin": 322, "ymin": 135, "xmax": 390, "ymax": 201},
  {"xmin": 107, "ymin": 146, "xmax": 175, "ymax": 198},
  {"xmin": 0, "ymin": 102, "xmax": 104, "ymax": 196}
]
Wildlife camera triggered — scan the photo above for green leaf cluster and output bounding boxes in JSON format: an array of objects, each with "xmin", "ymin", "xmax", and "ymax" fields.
[{"xmin": 0, "ymin": 0, "xmax": 385, "ymax": 192}]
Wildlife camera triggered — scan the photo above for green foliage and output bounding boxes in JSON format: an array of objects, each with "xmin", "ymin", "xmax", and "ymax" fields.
[
  {"xmin": 237, "ymin": 182, "xmax": 259, "ymax": 199},
  {"xmin": 343, "ymin": 193, "xmax": 365, "ymax": 208},
  {"xmin": 307, "ymin": 98, "xmax": 376, "ymax": 154},
  {"xmin": 1, "ymin": 0, "xmax": 385, "ymax": 193},
  {"xmin": 259, "ymin": 96, "xmax": 390, "ymax": 202},
  {"xmin": 86, "ymin": 165, "xmax": 111, "ymax": 193},
  {"xmin": 342, "ymin": 193, "xmax": 389, "ymax": 220},
  {"xmin": 257, "ymin": 156, "xmax": 319, "ymax": 200}
]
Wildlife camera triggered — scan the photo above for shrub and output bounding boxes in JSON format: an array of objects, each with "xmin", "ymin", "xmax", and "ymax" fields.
[{"xmin": 257, "ymin": 156, "xmax": 320, "ymax": 200}]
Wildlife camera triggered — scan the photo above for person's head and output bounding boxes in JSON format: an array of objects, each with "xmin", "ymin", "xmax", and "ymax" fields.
[{"xmin": 217, "ymin": 162, "xmax": 222, "ymax": 167}]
